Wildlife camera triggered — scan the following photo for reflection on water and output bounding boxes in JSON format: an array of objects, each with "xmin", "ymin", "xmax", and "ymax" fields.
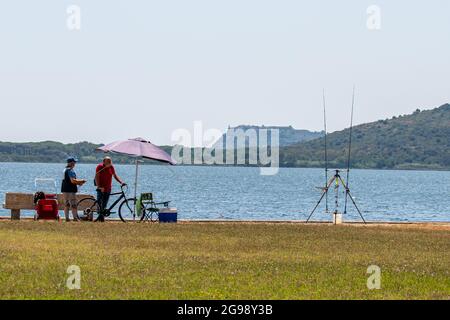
[{"xmin": 0, "ymin": 162, "xmax": 449, "ymax": 222}]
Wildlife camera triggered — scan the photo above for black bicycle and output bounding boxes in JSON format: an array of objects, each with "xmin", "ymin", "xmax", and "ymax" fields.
[{"xmin": 77, "ymin": 184, "xmax": 142, "ymax": 222}]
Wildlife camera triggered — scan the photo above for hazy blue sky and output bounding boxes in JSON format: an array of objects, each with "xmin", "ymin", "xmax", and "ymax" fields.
[{"xmin": 0, "ymin": 0, "xmax": 449, "ymax": 146}]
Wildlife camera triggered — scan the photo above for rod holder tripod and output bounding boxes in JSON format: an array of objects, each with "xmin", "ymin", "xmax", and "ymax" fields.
[{"xmin": 306, "ymin": 169, "xmax": 366, "ymax": 224}]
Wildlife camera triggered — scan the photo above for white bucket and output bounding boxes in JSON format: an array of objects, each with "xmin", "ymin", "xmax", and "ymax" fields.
[{"xmin": 333, "ymin": 212, "xmax": 343, "ymax": 224}]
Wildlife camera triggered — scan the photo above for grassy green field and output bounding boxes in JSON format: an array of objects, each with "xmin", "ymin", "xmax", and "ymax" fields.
[{"xmin": 0, "ymin": 221, "xmax": 449, "ymax": 300}]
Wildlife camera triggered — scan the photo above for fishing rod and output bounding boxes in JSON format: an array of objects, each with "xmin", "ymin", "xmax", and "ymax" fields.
[
  {"xmin": 343, "ymin": 86, "xmax": 355, "ymax": 214},
  {"xmin": 323, "ymin": 89, "xmax": 329, "ymax": 213},
  {"xmin": 307, "ymin": 86, "xmax": 366, "ymax": 224}
]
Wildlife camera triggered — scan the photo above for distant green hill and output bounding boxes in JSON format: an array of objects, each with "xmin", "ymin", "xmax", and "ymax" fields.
[
  {"xmin": 0, "ymin": 141, "xmax": 101, "ymax": 163},
  {"xmin": 0, "ymin": 141, "xmax": 172, "ymax": 164},
  {"xmin": 280, "ymin": 103, "xmax": 450, "ymax": 170},
  {"xmin": 1, "ymin": 104, "xmax": 449, "ymax": 169}
]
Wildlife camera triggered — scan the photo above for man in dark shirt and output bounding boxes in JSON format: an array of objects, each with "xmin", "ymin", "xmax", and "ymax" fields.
[
  {"xmin": 95, "ymin": 156, "xmax": 126, "ymax": 219},
  {"xmin": 61, "ymin": 157, "xmax": 86, "ymax": 221}
]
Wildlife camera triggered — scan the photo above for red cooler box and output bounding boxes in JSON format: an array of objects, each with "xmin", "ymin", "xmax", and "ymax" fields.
[{"xmin": 35, "ymin": 195, "xmax": 60, "ymax": 220}]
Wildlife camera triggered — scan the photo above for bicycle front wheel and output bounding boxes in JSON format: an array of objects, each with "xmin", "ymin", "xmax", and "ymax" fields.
[
  {"xmin": 77, "ymin": 197, "xmax": 100, "ymax": 221},
  {"xmin": 118, "ymin": 198, "xmax": 144, "ymax": 222}
]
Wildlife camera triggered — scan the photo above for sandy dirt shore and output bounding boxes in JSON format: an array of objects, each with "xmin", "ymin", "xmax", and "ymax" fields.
[{"xmin": 1, "ymin": 216, "xmax": 449, "ymax": 230}]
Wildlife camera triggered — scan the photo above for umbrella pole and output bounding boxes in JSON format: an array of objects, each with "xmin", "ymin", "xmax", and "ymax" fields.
[{"xmin": 134, "ymin": 159, "xmax": 139, "ymax": 221}]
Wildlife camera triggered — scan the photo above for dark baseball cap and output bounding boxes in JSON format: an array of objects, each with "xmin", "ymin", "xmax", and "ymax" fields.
[{"xmin": 66, "ymin": 157, "xmax": 78, "ymax": 163}]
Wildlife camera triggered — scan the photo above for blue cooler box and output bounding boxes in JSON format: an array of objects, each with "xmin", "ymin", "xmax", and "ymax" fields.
[{"xmin": 158, "ymin": 208, "xmax": 177, "ymax": 223}]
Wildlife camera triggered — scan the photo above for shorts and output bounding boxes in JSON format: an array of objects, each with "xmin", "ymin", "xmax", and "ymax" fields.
[{"xmin": 63, "ymin": 192, "xmax": 78, "ymax": 209}]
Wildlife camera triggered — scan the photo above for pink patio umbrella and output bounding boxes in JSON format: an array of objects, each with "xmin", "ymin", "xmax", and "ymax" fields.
[{"xmin": 97, "ymin": 138, "xmax": 176, "ymax": 216}]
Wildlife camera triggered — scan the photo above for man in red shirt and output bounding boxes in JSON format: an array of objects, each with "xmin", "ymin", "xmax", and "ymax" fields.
[{"xmin": 95, "ymin": 156, "xmax": 126, "ymax": 220}]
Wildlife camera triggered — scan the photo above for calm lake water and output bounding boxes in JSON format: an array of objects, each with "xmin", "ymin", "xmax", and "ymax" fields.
[{"xmin": 0, "ymin": 162, "xmax": 449, "ymax": 222}]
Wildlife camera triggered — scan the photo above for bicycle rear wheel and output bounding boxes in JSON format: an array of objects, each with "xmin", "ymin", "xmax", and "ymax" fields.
[
  {"xmin": 118, "ymin": 198, "xmax": 144, "ymax": 222},
  {"xmin": 77, "ymin": 197, "xmax": 100, "ymax": 221}
]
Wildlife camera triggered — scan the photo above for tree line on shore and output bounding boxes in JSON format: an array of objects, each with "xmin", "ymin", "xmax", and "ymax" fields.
[{"xmin": 1, "ymin": 103, "xmax": 449, "ymax": 170}]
